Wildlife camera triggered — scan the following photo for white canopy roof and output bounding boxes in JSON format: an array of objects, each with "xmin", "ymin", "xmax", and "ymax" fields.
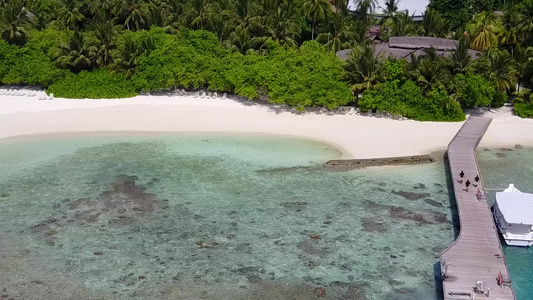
[{"xmin": 496, "ymin": 192, "xmax": 533, "ymax": 225}]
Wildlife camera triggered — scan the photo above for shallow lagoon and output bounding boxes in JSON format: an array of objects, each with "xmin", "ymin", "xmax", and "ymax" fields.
[
  {"xmin": 477, "ymin": 147, "xmax": 533, "ymax": 300},
  {"xmin": 1, "ymin": 134, "xmax": 457, "ymax": 299}
]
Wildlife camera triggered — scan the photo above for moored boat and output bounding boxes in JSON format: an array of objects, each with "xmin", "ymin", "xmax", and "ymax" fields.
[{"xmin": 493, "ymin": 184, "xmax": 533, "ymax": 247}]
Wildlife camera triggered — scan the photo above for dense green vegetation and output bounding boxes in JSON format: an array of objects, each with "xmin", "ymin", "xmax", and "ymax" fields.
[
  {"xmin": 357, "ymin": 60, "xmax": 464, "ymax": 121},
  {"xmin": 1, "ymin": 0, "xmax": 533, "ymax": 120},
  {"xmin": 513, "ymin": 88, "xmax": 533, "ymax": 117}
]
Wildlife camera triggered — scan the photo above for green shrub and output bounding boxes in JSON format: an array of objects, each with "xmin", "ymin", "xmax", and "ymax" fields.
[
  {"xmin": 226, "ymin": 41, "xmax": 353, "ymax": 108},
  {"xmin": 452, "ymin": 73, "xmax": 495, "ymax": 108},
  {"xmin": 132, "ymin": 28, "xmax": 232, "ymax": 91},
  {"xmin": 0, "ymin": 31, "xmax": 66, "ymax": 87},
  {"xmin": 514, "ymin": 103, "xmax": 533, "ymax": 118},
  {"xmin": 360, "ymin": 80, "xmax": 465, "ymax": 122},
  {"xmin": 491, "ymin": 91, "xmax": 507, "ymax": 108},
  {"xmin": 47, "ymin": 69, "xmax": 136, "ymax": 98}
]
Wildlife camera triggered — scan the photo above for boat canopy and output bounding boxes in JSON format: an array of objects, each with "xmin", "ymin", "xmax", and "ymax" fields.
[{"xmin": 496, "ymin": 192, "xmax": 533, "ymax": 225}]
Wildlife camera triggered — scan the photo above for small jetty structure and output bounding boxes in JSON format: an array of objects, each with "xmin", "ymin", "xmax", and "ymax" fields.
[{"xmin": 440, "ymin": 117, "xmax": 516, "ymax": 299}]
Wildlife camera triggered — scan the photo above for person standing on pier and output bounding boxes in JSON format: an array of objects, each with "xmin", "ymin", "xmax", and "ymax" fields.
[
  {"xmin": 474, "ymin": 174, "xmax": 480, "ymax": 187},
  {"xmin": 465, "ymin": 179, "xmax": 471, "ymax": 192},
  {"xmin": 459, "ymin": 170, "xmax": 465, "ymax": 184}
]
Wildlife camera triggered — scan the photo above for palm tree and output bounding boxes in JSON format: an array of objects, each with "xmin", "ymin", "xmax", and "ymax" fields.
[
  {"xmin": 211, "ymin": 0, "xmax": 233, "ymax": 42},
  {"xmin": 343, "ymin": 44, "xmax": 383, "ymax": 99},
  {"xmin": 352, "ymin": 19, "xmax": 370, "ymax": 45},
  {"xmin": 317, "ymin": 14, "xmax": 353, "ymax": 52},
  {"xmin": 161, "ymin": 0, "xmax": 185, "ymax": 28},
  {"xmin": 331, "ymin": 0, "xmax": 348, "ymax": 17},
  {"xmin": 412, "ymin": 47, "xmax": 451, "ymax": 91},
  {"xmin": 500, "ymin": 5, "xmax": 521, "ymax": 55},
  {"xmin": 484, "ymin": 50, "xmax": 518, "ymax": 92},
  {"xmin": 121, "ymin": 0, "xmax": 151, "ymax": 30},
  {"xmin": 0, "ymin": 0, "xmax": 34, "ymax": 45},
  {"xmin": 301, "ymin": 0, "xmax": 329, "ymax": 40},
  {"xmin": 511, "ymin": 45, "xmax": 533, "ymax": 90},
  {"xmin": 450, "ymin": 37, "xmax": 472, "ymax": 74},
  {"xmin": 56, "ymin": 31, "xmax": 98, "ymax": 72},
  {"xmin": 57, "ymin": 0, "xmax": 85, "ymax": 30},
  {"xmin": 406, "ymin": 52, "xmax": 421, "ymax": 77},
  {"xmin": 421, "ymin": 8, "xmax": 450, "ymax": 38},
  {"xmin": 354, "ymin": 0, "xmax": 377, "ymax": 21},
  {"xmin": 228, "ymin": 25, "xmax": 257, "ymax": 54},
  {"xmin": 381, "ymin": 10, "xmax": 417, "ymax": 39},
  {"xmin": 28, "ymin": 0, "xmax": 57, "ymax": 30},
  {"xmin": 185, "ymin": 0, "xmax": 218, "ymax": 30},
  {"xmin": 87, "ymin": 0, "xmax": 116, "ymax": 16},
  {"xmin": 467, "ymin": 11, "xmax": 500, "ymax": 52},
  {"xmin": 518, "ymin": 0, "xmax": 533, "ymax": 45},
  {"xmin": 257, "ymin": 0, "xmax": 301, "ymax": 48},
  {"xmin": 233, "ymin": 0, "xmax": 255, "ymax": 30},
  {"xmin": 92, "ymin": 17, "xmax": 117, "ymax": 67},
  {"xmin": 146, "ymin": 0, "xmax": 168, "ymax": 27},
  {"xmin": 111, "ymin": 36, "xmax": 141, "ymax": 78},
  {"xmin": 111, "ymin": 35, "xmax": 154, "ymax": 78},
  {"xmin": 381, "ymin": 0, "xmax": 398, "ymax": 19}
]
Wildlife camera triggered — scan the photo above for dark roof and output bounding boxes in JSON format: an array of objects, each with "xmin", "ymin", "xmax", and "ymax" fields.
[
  {"xmin": 388, "ymin": 36, "xmax": 457, "ymax": 51},
  {"xmin": 336, "ymin": 49, "xmax": 352, "ymax": 61},
  {"xmin": 368, "ymin": 25, "xmax": 381, "ymax": 35},
  {"xmin": 336, "ymin": 36, "xmax": 481, "ymax": 62}
]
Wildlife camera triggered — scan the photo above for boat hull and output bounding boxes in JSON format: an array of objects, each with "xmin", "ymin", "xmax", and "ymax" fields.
[
  {"xmin": 493, "ymin": 184, "xmax": 533, "ymax": 247},
  {"xmin": 494, "ymin": 220, "xmax": 533, "ymax": 247},
  {"xmin": 503, "ymin": 238, "xmax": 533, "ymax": 247}
]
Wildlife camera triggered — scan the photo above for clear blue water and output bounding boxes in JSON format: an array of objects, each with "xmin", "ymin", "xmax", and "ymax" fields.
[
  {"xmin": 0, "ymin": 134, "xmax": 455, "ymax": 299},
  {"xmin": 477, "ymin": 147, "xmax": 533, "ymax": 300}
]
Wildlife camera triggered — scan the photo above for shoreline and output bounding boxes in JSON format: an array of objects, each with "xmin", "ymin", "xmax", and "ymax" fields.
[{"xmin": 1, "ymin": 93, "xmax": 532, "ymax": 159}]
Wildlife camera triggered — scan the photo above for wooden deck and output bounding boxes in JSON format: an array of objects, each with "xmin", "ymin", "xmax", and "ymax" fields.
[{"xmin": 440, "ymin": 117, "xmax": 516, "ymax": 300}]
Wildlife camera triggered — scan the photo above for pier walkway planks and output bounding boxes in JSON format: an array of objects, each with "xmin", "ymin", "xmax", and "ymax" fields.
[{"xmin": 440, "ymin": 117, "xmax": 516, "ymax": 300}]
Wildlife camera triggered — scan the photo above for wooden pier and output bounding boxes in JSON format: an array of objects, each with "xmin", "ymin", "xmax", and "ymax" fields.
[{"xmin": 440, "ymin": 117, "xmax": 516, "ymax": 300}]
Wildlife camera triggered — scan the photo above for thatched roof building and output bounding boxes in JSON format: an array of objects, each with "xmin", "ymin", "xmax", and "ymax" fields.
[{"xmin": 336, "ymin": 36, "xmax": 481, "ymax": 62}]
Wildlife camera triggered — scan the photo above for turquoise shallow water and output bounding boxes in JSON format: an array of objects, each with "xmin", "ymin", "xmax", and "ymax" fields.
[
  {"xmin": 477, "ymin": 147, "xmax": 533, "ymax": 300},
  {"xmin": 0, "ymin": 134, "xmax": 456, "ymax": 299}
]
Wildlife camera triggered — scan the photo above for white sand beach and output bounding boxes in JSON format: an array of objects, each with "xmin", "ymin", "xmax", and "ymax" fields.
[{"xmin": 1, "ymin": 91, "xmax": 532, "ymax": 159}]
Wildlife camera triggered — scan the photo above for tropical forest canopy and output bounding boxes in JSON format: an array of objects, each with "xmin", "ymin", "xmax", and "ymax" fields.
[{"xmin": 1, "ymin": 0, "xmax": 533, "ymax": 120}]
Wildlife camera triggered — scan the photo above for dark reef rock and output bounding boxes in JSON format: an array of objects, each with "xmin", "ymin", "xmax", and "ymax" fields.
[
  {"xmin": 281, "ymin": 202, "xmax": 308, "ymax": 211},
  {"xmin": 389, "ymin": 207, "xmax": 448, "ymax": 225},
  {"xmin": 389, "ymin": 207, "xmax": 429, "ymax": 225},
  {"xmin": 391, "ymin": 191, "xmax": 429, "ymax": 201},
  {"xmin": 431, "ymin": 212, "xmax": 448, "ymax": 223},
  {"xmin": 65, "ymin": 175, "xmax": 157, "ymax": 224},
  {"xmin": 247, "ymin": 274, "xmax": 263, "ymax": 284},
  {"xmin": 315, "ymin": 287, "xmax": 326, "ymax": 297},
  {"xmin": 361, "ymin": 218, "xmax": 387, "ymax": 233},
  {"xmin": 324, "ymin": 155, "xmax": 435, "ymax": 170},
  {"xmin": 515, "ymin": 144, "xmax": 524, "ymax": 149},
  {"xmin": 361, "ymin": 200, "xmax": 393, "ymax": 213},
  {"xmin": 423, "ymin": 199, "xmax": 443, "ymax": 207},
  {"xmin": 256, "ymin": 166, "xmax": 316, "ymax": 173},
  {"xmin": 342, "ymin": 282, "xmax": 368, "ymax": 300},
  {"xmin": 30, "ymin": 175, "xmax": 160, "ymax": 242},
  {"xmin": 297, "ymin": 240, "xmax": 329, "ymax": 257},
  {"xmin": 413, "ymin": 183, "xmax": 426, "ymax": 189}
]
